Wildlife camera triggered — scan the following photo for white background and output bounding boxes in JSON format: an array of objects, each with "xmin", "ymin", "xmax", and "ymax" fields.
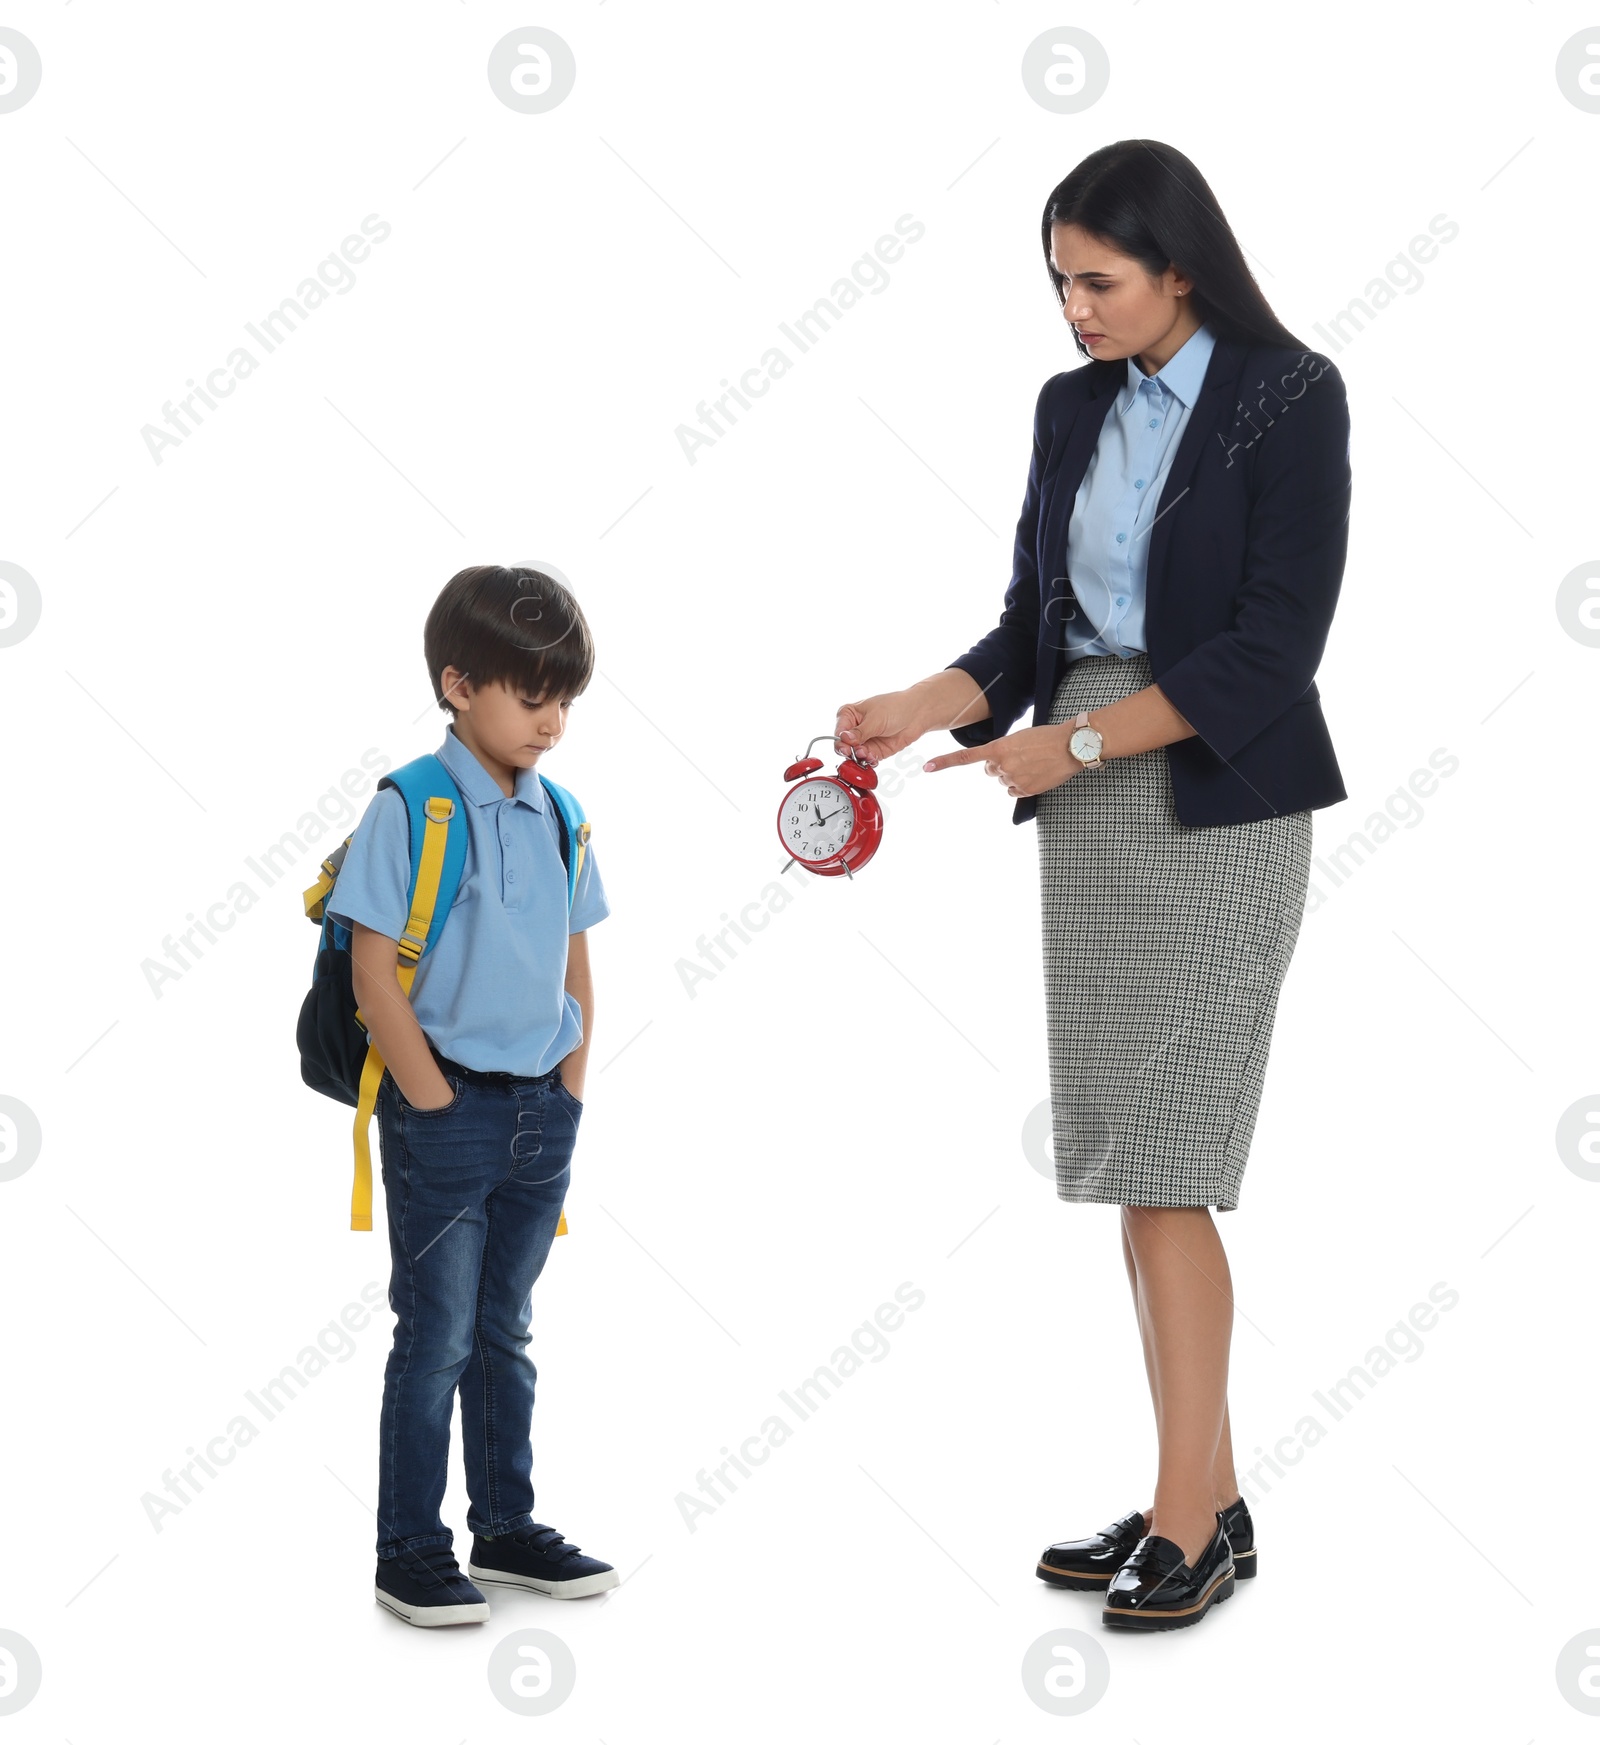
[{"xmin": 2, "ymin": 1, "xmax": 1598, "ymax": 1737}]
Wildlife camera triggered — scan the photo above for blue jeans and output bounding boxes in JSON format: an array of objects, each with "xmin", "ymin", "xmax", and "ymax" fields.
[{"xmin": 373, "ymin": 1053, "xmax": 581, "ymax": 1559}]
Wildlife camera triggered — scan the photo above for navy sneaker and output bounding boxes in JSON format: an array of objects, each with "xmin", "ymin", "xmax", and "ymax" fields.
[
  {"xmin": 469, "ymin": 1523, "xmax": 620, "ymax": 1598},
  {"xmin": 375, "ymin": 1541, "xmax": 491, "ymax": 1627}
]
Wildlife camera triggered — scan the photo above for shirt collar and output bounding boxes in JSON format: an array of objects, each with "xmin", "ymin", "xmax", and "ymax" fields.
[
  {"xmin": 1119, "ymin": 321, "xmax": 1216, "ymax": 414},
  {"xmin": 436, "ymin": 724, "xmax": 546, "ymax": 812}
]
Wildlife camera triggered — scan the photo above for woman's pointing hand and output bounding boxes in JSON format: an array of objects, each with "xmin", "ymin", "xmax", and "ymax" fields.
[{"xmin": 923, "ymin": 725, "xmax": 1083, "ymax": 797}]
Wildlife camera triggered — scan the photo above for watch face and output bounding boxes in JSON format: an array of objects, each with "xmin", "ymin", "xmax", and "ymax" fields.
[
  {"xmin": 779, "ymin": 778, "xmax": 857, "ymax": 862},
  {"xmin": 1069, "ymin": 726, "xmax": 1102, "ymax": 762}
]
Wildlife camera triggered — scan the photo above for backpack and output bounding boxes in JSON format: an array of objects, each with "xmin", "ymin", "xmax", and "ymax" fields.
[{"xmin": 298, "ymin": 753, "xmax": 591, "ymax": 1234}]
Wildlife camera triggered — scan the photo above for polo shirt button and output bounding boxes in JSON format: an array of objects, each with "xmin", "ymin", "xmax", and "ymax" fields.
[
  {"xmin": 1134, "ymin": 479, "xmax": 1144, "ymax": 488},
  {"xmin": 1116, "ymin": 532, "xmax": 1126, "ymax": 543},
  {"xmin": 507, "ymin": 870, "xmax": 516, "ymax": 883},
  {"xmin": 1116, "ymin": 594, "xmax": 1128, "ymax": 605},
  {"xmin": 503, "ymin": 834, "xmax": 511, "ymax": 846},
  {"xmin": 1148, "ymin": 419, "xmax": 1157, "ymax": 428}
]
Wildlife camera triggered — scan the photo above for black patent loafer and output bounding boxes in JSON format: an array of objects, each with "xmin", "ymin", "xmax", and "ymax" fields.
[
  {"xmin": 1103, "ymin": 1514, "xmax": 1234, "ymax": 1631},
  {"xmin": 1037, "ymin": 1509, "xmax": 1149, "ymax": 1590},
  {"xmin": 1220, "ymin": 1495, "xmax": 1256, "ymax": 1579}
]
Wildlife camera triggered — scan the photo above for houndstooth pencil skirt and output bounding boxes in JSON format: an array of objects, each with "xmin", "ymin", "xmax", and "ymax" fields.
[{"xmin": 1035, "ymin": 651, "xmax": 1312, "ymax": 1212}]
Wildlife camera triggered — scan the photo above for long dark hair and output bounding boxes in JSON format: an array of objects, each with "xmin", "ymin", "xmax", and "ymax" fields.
[{"xmin": 1041, "ymin": 140, "xmax": 1305, "ymax": 364}]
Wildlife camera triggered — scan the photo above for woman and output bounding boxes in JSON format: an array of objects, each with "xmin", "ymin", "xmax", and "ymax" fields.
[{"xmin": 833, "ymin": 139, "xmax": 1351, "ymax": 1633}]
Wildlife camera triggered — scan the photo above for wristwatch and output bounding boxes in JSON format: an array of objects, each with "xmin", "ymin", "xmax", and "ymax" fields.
[{"xmin": 1067, "ymin": 711, "xmax": 1105, "ymax": 770}]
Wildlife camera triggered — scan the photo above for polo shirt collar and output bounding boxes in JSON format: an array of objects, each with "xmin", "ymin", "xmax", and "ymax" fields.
[
  {"xmin": 436, "ymin": 724, "xmax": 546, "ymax": 811},
  {"xmin": 1120, "ymin": 320, "xmax": 1216, "ymax": 414}
]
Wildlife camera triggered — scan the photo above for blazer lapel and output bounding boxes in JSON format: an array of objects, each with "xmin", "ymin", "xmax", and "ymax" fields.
[
  {"xmin": 1142, "ymin": 335, "xmax": 1245, "ymax": 625},
  {"xmin": 1038, "ymin": 360, "xmax": 1122, "ymax": 603}
]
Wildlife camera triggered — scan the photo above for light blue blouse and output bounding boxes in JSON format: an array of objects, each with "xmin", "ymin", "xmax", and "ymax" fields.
[{"xmin": 1061, "ymin": 321, "xmax": 1216, "ymax": 660}]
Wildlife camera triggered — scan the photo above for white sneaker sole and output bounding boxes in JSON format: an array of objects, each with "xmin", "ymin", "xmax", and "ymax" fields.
[
  {"xmin": 375, "ymin": 1586, "xmax": 490, "ymax": 1626},
  {"xmin": 468, "ymin": 1561, "xmax": 620, "ymax": 1599}
]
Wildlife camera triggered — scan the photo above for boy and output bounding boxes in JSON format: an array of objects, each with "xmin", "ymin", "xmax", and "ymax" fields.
[{"xmin": 328, "ymin": 564, "xmax": 617, "ymax": 1626}]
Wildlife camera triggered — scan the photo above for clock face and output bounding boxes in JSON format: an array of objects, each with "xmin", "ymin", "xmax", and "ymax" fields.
[{"xmin": 779, "ymin": 777, "xmax": 857, "ymax": 863}]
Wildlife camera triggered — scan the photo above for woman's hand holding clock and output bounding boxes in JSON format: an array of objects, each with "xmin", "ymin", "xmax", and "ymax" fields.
[
  {"xmin": 833, "ymin": 667, "xmax": 1000, "ymax": 761},
  {"xmin": 832, "ymin": 689, "xmax": 928, "ymax": 765}
]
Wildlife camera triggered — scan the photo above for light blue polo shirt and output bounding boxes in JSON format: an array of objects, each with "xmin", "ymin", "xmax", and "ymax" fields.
[{"xmin": 328, "ymin": 726, "xmax": 610, "ymax": 1075}]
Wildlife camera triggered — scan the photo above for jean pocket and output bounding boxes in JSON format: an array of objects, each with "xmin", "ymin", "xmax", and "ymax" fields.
[
  {"xmin": 553, "ymin": 1077, "xmax": 584, "ymax": 1114},
  {"xmin": 399, "ymin": 1075, "xmax": 465, "ymax": 1118}
]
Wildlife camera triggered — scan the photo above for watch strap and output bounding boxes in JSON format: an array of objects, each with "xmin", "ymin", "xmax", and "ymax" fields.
[{"xmin": 1069, "ymin": 711, "xmax": 1104, "ymax": 769}]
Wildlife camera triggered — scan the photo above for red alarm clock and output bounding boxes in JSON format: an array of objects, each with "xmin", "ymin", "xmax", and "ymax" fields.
[{"xmin": 776, "ymin": 734, "xmax": 884, "ymax": 879}]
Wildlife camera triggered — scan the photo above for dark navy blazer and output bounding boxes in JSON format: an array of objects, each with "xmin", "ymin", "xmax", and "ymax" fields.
[{"xmin": 946, "ymin": 337, "xmax": 1352, "ymax": 828}]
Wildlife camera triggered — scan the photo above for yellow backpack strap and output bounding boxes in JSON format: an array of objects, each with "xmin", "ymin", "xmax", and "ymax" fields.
[
  {"xmin": 349, "ymin": 1048, "xmax": 387, "ymax": 1232},
  {"xmin": 303, "ymin": 840, "xmax": 353, "ymax": 924},
  {"xmin": 349, "ymin": 795, "xmax": 455, "ymax": 1232}
]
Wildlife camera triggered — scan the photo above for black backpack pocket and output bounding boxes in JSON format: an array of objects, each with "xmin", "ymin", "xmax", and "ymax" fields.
[{"xmin": 296, "ymin": 942, "xmax": 370, "ymax": 1107}]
